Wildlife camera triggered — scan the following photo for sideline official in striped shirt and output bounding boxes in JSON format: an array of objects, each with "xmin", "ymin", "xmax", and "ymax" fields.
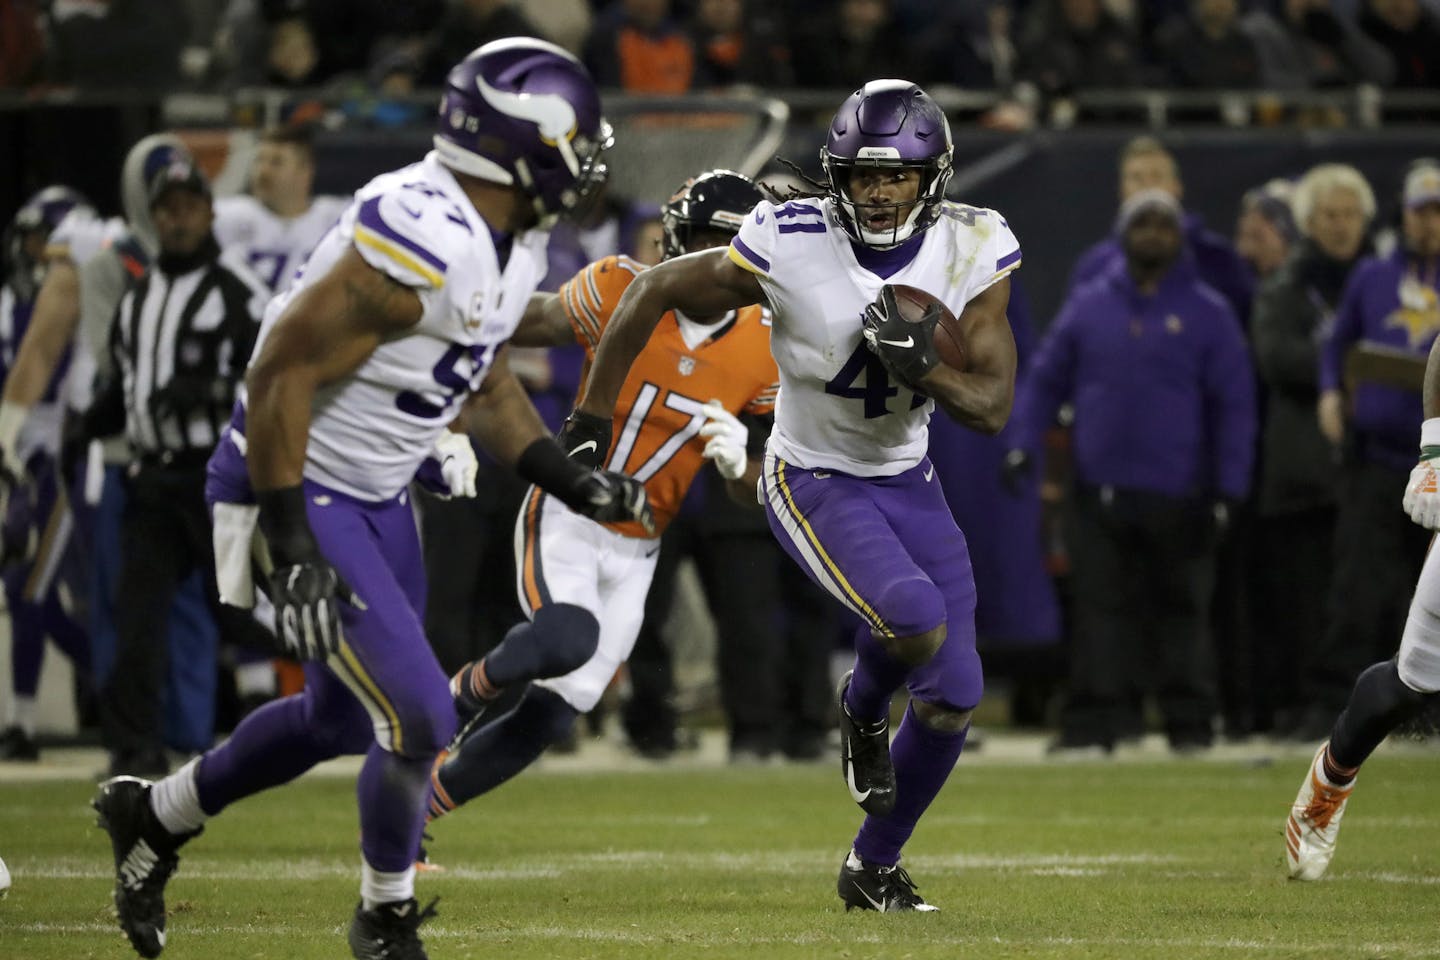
[{"xmin": 86, "ymin": 156, "xmax": 274, "ymax": 778}]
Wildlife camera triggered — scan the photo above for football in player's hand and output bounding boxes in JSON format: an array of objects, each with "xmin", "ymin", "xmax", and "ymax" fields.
[{"xmin": 889, "ymin": 285, "xmax": 967, "ymax": 371}]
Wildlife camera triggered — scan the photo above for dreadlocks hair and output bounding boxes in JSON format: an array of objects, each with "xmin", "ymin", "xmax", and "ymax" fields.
[{"xmin": 759, "ymin": 157, "xmax": 831, "ymax": 203}]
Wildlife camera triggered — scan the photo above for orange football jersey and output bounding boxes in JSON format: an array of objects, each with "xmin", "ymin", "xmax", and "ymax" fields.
[{"xmin": 559, "ymin": 254, "xmax": 778, "ymax": 537}]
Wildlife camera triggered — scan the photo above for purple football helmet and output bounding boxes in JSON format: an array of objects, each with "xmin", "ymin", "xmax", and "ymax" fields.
[
  {"xmin": 434, "ymin": 38, "xmax": 613, "ymax": 227},
  {"xmin": 5, "ymin": 185, "xmax": 94, "ymax": 299},
  {"xmin": 820, "ymin": 80, "xmax": 954, "ymax": 249}
]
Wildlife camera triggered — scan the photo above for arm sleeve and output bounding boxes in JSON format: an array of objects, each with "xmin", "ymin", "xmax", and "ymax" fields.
[
  {"xmin": 1205, "ymin": 304, "xmax": 1258, "ymax": 500},
  {"xmin": 1318, "ymin": 266, "xmax": 1368, "ymax": 393},
  {"xmin": 727, "ymin": 200, "xmax": 779, "ymax": 280},
  {"xmin": 557, "ymin": 255, "xmax": 639, "ymax": 352}
]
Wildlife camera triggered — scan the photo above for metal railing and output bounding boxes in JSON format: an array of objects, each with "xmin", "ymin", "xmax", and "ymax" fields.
[{"xmin": 5, "ymin": 85, "xmax": 1440, "ymax": 131}]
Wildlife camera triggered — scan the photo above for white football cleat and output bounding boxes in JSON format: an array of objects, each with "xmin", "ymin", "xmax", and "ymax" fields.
[
  {"xmin": 1285, "ymin": 742, "xmax": 1355, "ymax": 881},
  {"xmin": 0, "ymin": 854, "xmax": 10, "ymax": 898}
]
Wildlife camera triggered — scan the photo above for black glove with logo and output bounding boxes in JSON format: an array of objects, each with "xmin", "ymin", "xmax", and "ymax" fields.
[
  {"xmin": 861, "ymin": 284, "xmax": 941, "ymax": 389},
  {"xmin": 256, "ymin": 486, "xmax": 365, "ymax": 661},
  {"xmin": 557, "ymin": 410, "xmax": 612, "ymax": 470},
  {"xmin": 516, "ymin": 437, "xmax": 654, "ymax": 535}
]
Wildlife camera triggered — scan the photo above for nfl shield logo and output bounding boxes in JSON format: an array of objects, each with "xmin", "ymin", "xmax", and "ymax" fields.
[{"xmin": 678, "ymin": 356, "xmax": 695, "ymax": 376}]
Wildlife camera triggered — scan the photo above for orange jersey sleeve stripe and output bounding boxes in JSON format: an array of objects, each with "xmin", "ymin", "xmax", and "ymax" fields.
[{"xmin": 561, "ymin": 279, "xmax": 601, "ymax": 348}]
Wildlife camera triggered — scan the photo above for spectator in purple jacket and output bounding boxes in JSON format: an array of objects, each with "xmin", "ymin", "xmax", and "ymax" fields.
[
  {"xmin": 1008, "ymin": 189, "xmax": 1257, "ymax": 756},
  {"xmin": 1310, "ymin": 160, "xmax": 1440, "ymax": 730},
  {"xmin": 1067, "ymin": 136, "xmax": 1255, "ymax": 328}
]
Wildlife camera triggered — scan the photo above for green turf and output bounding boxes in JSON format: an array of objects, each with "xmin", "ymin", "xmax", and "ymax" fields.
[{"xmin": 3, "ymin": 754, "xmax": 1440, "ymax": 959}]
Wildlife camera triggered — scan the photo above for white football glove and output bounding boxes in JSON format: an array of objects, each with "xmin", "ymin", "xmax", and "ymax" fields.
[
  {"xmin": 433, "ymin": 430, "xmax": 479, "ymax": 498},
  {"xmin": 1403, "ymin": 418, "xmax": 1440, "ymax": 529},
  {"xmin": 699, "ymin": 399, "xmax": 749, "ymax": 481}
]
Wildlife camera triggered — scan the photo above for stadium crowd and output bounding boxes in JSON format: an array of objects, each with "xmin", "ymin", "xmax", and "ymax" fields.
[{"xmin": 2, "ymin": 0, "xmax": 1439, "ymax": 101}]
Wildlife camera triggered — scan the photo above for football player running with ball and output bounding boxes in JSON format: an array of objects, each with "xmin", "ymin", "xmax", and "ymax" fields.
[
  {"xmin": 427, "ymin": 170, "xmax": 780, "ymax": 822},
  {"xmin": 572, "ymin": 79, "xmax": 1022, "ymax": 912},
  {"xmin": 91, "ymin": 39, "xmax": 650, "ymax": 960}
]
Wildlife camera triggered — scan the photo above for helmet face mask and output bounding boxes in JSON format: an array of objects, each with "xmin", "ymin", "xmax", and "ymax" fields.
[
  {"xmin": 433, "ymin": 38, "xmax": 613, "ymax": 228},
  {"xmin": 660, "ymin": 169, "xmax": 762, "ymax": 260},
  {"xmin": 820, "ymin": 80, "xmax": 954, "ymax": 249}
]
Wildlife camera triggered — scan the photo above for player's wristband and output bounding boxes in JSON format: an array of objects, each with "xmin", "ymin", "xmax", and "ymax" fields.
[
  {"xmin": 256, "ymin": 484, "xmax": 321, "ymax": 567},
  {"xmin": 1420, "ymin": 417, "xmax": 1440, "ymax": 456},
  {"xmin": 517, "ymin": 438, "xmax": 591, "ymax": 506}
]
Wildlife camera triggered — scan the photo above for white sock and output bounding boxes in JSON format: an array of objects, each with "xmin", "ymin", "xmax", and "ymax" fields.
[
  {"xmin": 235, "ymin": 662, "xmax": 277, "ymax": 698},
  {"xmin": 361, "ymin": 863, "xmax": 415, "ymax": 910},
  {"xmin": 150, "ymin": 757, "xmax": 209, "ymax": 835},
  {"xmin": 12, "ymin": 696, "xmax": 36, "ymax": 736}
]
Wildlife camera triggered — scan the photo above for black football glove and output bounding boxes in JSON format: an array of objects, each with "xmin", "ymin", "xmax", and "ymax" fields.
[
  {"xmin": 861, "ymin": 284, "xmax": 941, "ymax": 389},
  {"xmin": 267, "ymin": 560, "xmax": 364, "ymax": 661},
  {"xmin": 557, "ymin": 410, "xmax": 612, "ymax": 470},
  {"xmin": 565, "ymin": 470, "xmax": 655, "ymax": 536},
  {"xmin": 257, "ymin": 486, "xmax": 365, "ymax": 662}
]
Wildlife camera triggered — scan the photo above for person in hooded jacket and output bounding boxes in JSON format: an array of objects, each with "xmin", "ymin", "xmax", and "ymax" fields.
[{"xmin": 1250, "ymin": 162, "xmax": 1375, "ymax": 739}]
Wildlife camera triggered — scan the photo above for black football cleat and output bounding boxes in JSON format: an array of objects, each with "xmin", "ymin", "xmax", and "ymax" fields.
[
  {"xmin": 836, "ymin": 670, "xmax": 896, "ymax": 816},
  {"xmin": 92, "ymin": 777, "xmax": 200, "ymax": 957},
  {"xmin": 838, "ymin": 850, "xmax": 938, "ymax": 912},
  {"xmin": 348, "ymin": 897, "xmax": 439, "ymax": 960}
]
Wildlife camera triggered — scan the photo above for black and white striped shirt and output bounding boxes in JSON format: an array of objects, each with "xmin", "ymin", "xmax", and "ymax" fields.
[{"xmin": 110, "ymin": 247, "xmax": 268, "ymax": 460}]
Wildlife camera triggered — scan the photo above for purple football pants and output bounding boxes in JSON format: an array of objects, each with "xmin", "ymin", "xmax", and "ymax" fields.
[
  {"xmin": 195, "ymin": 455, "xmax": 455, "ymax": 873},
  {"xmin": 762, "ymin": 451, "xmax": 978, "ymax": 865}
]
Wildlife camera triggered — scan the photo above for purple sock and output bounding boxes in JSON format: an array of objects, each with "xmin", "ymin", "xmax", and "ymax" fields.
[
  {"xmin": 853, "ymin": 703, "xmax": 968, "ymax": 866},
  {"xmin": 358, "ymin": 744, "xmax": 432, "ymax": 872},
  {"xmin": 845, "ymin": 623, "xmax": 911, "ymax": 724}
]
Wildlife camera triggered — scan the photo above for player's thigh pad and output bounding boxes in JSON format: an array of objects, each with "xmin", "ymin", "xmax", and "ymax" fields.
[
  {"xmin": 1398, "ymin": 539, "xmax": 1440, "ymax": 693},
  {"xmin": 310, "ymin": 492, "xmax": 453, "ymax": 757},
  {"xmin": 515, "ymin": 485, "xmax": 602, "ymax": 617},
  {"xmin": 761, "ymin": 452, "xmax": 945, "ymax": 640},
  {"xmin": 529, "ymin": 497, "xmax": 658, "ymax": 713}
]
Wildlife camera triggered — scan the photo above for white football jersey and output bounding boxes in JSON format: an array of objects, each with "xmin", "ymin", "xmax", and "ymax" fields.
[
  {"xmin": 45, "ymin": 210, "xmax": 125, "ymax": 267},
  {"xmin": 728, "ymin": 196, "xmax": 1021, "ymax": 476},
  {"xmin": 245, "ymin": 151, "xmax": 549, "ymax": 502},
  {"xmin": 215, "ymin": 193, "xmax": 349, "ymax": 293}
]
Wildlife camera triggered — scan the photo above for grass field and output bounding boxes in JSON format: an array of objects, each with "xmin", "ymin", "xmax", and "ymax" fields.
[{"xmin": 3, "ymin": 744, "xmax": 1440, "ymax": 960}]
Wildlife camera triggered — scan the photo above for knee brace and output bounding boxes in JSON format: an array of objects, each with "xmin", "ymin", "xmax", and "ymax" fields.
[{"xmin": 530, "ymin": 603, "xmax": 602, "ymax": 679}]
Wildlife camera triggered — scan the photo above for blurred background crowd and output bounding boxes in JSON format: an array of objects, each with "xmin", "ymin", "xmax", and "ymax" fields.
[
  {"xmin": 2, "ymin": 0, "xmax": 1440, "ymax": 105},
  {"xmin": 2, "ymin": 0, "xmax": 1440, "ymax": 772}
]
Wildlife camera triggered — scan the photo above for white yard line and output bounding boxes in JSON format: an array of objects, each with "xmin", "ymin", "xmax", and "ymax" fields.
[{"xmin": 11, "ymin": 921, "xmax": 1440, "ymax": 956}]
